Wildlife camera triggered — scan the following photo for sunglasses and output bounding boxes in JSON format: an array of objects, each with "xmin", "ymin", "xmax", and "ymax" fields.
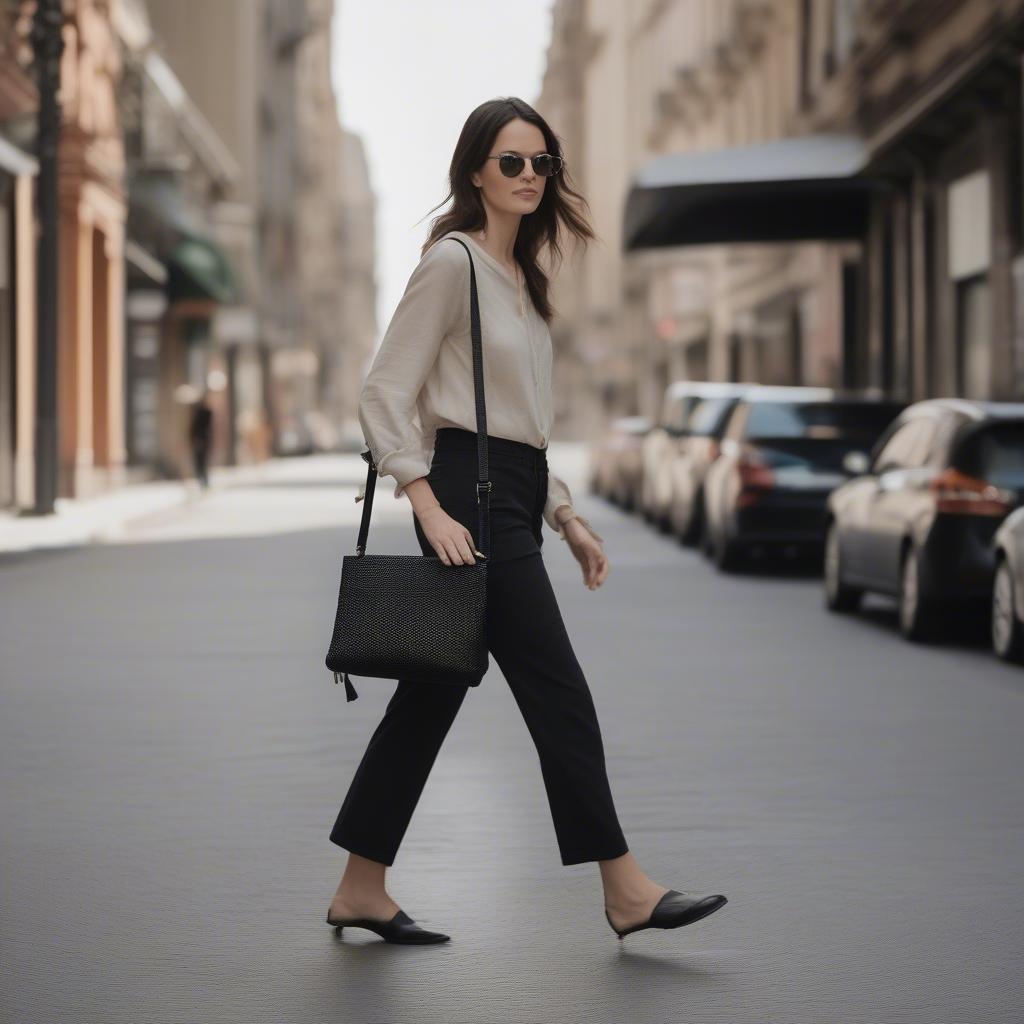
[{"xmin": 487, "ymin": 151, "xmax": 564, "ymax": 178}]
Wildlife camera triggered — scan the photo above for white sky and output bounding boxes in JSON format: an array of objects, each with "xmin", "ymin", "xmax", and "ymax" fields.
[{"xmin": 332, "ymin": 0, "xmax": 555, "ymax": 359}]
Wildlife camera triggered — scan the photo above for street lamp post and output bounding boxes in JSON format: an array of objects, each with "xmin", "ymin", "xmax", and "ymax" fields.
[{"xmin": 30, "ymin": 0, "xmax": 64, "ymax": 514}]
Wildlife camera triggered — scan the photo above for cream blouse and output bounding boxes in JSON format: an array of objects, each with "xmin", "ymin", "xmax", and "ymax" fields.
[{"xmin": 358, "ymin": 229, "xmax": 603, "ymax": 544}]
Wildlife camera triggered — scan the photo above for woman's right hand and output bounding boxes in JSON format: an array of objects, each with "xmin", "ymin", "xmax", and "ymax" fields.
[{"xmin": 416, "ymin": 504, "xmax": 481, "ymax": 565}]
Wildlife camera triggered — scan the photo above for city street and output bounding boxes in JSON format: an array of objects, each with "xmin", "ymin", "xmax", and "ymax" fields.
[{"xmin": 2, "ymin": 448, "xmax": 1022, "ymax": 1024}]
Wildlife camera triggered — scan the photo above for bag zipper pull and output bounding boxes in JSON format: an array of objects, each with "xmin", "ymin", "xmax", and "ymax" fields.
[{"xmin": 333, "ymin": 670, "xmax": 359, "ymax": 701}]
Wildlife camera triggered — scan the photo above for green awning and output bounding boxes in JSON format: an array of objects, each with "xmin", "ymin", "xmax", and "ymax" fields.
[{"xmin": 167, "ymin": 232, "xmax": 239, "ymax": 304}]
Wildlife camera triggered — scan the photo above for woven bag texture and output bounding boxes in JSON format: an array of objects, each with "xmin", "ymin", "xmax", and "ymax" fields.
[{"xmin": 326, "ymin": 553, "xmax": 488, "ymax": 686}]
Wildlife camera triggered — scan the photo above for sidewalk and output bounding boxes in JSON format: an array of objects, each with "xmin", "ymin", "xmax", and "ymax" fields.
[
  {"xmin": 0, "ymin": 443, "xmax": 601, "ymax": 557},
  {"xmin": 0, "ymin": 460, "xmax": 276, "ymax": 556}
]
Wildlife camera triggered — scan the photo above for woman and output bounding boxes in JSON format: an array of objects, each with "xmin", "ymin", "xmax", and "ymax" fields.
[{"xmin": 326, "ymin": 97, "xmax": 728, "ymax": 944}]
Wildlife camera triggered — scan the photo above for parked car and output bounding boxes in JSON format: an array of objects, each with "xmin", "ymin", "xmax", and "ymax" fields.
[
  {"xmin": 702, "ymin": 387, "xmax": 905, "ymax": 571},
  {"xmin": 991, "ymin": 506, "xmax": 1024, "ymax": 663},
  {"xmin": 668, "ymin": 384, "xmax": 755, "ymax": 544},
  {"xmin": 591, "ymin": 415, "xmax": 652, "ymax": 510},
  {"xmin": 823, "ymin": 399, "xmax": 1024, "ymax": 641},
  {"xmin": 641, "ymin": 381, "xmax": 754, "ymax": 530}
]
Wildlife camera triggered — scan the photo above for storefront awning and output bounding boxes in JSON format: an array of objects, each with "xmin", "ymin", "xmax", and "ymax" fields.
[
  {"xmin": 624, "ymin": 133, "xmax": 888, "ymax": 251},
  {"xmin": 167, "ymin": 232, "xmax": 239, "ymax": 304},
  {"xmin": 128, "ymin": 167, "xmax": 240, "ymax": 305}
]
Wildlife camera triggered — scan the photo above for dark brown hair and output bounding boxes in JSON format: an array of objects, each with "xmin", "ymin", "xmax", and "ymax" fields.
[{"xmin": 420, "ymin": 97, "xmax": 597, "ymax": 324}]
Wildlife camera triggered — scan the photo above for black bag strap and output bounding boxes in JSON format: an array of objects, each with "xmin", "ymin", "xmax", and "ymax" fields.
[{"xmin": 354, "ymin": 236, "xmax": 491, "ymax": 558}]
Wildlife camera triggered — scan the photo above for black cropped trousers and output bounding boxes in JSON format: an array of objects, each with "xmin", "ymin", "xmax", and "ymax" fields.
[{"xmin": 329, "ymin": 428, "xmax": 629, "ymax": 866}]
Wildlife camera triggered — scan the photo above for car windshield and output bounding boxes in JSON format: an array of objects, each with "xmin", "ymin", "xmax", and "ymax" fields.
[
  {"xmin": 745, "ymin": 401, "xmax": 904, "ymax": 440},
  {"xmin": 687, "ymin": 397, "xmax": 736, "ymax": 436},
  {"xmin": 955, "ymin": 421, "xmax": 1024, "ymax": 489}
]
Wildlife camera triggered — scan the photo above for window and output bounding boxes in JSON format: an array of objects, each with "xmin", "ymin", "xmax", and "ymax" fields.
[
  {"xmin": 744, "ymin": 401, "xmax": 904, "ymax": 440},
  {"xmin": 947, "ymin": 170, "xmax": 990, "ymax": 280},
  {"xmin": 955, "ymin": 421, "xmax": 1024, "ymax": 489},
  {"xmin": 872, "ymin": 418, "xmax": 936, "ymax": 472},
  {"xmin": 799, "ymin": 0, "xmax": 814, "ymax": 108},
  {"xmin": 689, "ymin": 397, "xmax": 740, "ymax": 437},
  {"xmin": 956, "ymin": 275, "xmax": 991, "ymax": 399},
  {"xmin": 947, "ymin": 169, "xmax": 992, "ymax": 398},
  {"xmin": 830, "ymin": 0, "xmax": 862, "ymax": 73}
]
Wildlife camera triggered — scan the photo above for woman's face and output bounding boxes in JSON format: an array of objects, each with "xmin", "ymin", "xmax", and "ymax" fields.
[{"xmin": 471, "ymin": 118, "xmax": 549, "ymax": 217}]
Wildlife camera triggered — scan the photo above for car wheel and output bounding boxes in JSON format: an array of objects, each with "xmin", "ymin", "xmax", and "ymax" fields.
[
  {"xmin": 823, "ymin": 521, "xmax": 862, "ymax": 613},
  {"xmin": 898, "ymin": 545, "xmax": 935, "ymax": 642},
  {"xmin": 991, "ymin": 558, "xmax": 1024, "ymax": 663}
]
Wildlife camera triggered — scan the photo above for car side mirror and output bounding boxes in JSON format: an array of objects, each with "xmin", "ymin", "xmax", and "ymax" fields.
[{"xmin": 842, "ymin": 450, "xmax": 871, "ymax": 476}]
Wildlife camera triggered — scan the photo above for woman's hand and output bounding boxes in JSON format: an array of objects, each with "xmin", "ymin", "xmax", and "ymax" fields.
[
  {"xmin": 563, "ymin": 519, "xmax": 609, "ymax": 590},
  {"xmin": 416, "ymin": 504, "xmax": 484, "ymax": 566}
]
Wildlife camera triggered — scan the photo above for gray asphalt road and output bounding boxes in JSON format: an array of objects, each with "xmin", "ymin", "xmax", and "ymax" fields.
[{"xmin": 2, "ymin": 453, "xmax": 1022, "ymax": 1024}]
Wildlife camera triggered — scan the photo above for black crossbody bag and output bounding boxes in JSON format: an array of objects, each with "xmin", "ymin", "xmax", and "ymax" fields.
[{"xmin": 325, "ymin": 237, "xmax": 492, "ymax": 702}]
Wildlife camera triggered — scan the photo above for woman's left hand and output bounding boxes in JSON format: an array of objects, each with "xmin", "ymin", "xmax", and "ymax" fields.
[{"xmin": 564, "ymin": 519, "xmax": 609, "ymax": 590}]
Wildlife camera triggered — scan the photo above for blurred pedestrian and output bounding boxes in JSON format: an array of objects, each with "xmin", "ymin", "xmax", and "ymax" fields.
[
  {"xmin": 188, "ymin": 390, "xmax": 213, "ymax": 489},
  {"xmin": 325, "ymin": 98, "xmax": 728, "ymax": 945}
]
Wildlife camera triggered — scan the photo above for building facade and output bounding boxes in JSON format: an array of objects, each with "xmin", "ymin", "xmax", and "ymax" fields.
[
  {"xmin": 539, "ymin": 0, "xmax": 1024, "ymax": 435},
  {"xmin": 0, "ymin": 0, "xmax": 38, "ymax": 510},
  {"xmin": 539, "ymin": 0, "xmax": 846, "ymax": 429},
  {"xmin": 828, "ymin": 0, "xmax": 1024, "ymax": 402},
  {"xmin": 0, "ymin": 0, "xmax": 129, "ymax": 504},
  {"xmin": 141, "ymin": 0, "xmax": 376, "ymax": 464},
  {"xmin": 142, "ymin": 0, "xmax": 264, "ymax": 474},
  {"xmin": 0, "ymin": 0, "xmax": 379, "ymax": 515},
  {"xmin": 332, "ymin": 126, "xmax": 378, "ymax": 450}
]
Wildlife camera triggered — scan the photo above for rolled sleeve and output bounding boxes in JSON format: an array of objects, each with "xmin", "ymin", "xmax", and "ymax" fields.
[
  {"xmin": 358, "ymin": 239, "xmax": 469, "ymax": 500},
  {"xmin": 378, "ymin": 442, "xmax": 434, "ymax": 499},
  {"xmin": 543, "ymin": 471, "xmax": 604, "ymax": 544}
]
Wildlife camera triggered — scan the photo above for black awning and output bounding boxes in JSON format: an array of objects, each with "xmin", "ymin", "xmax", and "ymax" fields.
[{"xmin": 624, "ymin": 133, "xmax": 888, "ymax": 250}]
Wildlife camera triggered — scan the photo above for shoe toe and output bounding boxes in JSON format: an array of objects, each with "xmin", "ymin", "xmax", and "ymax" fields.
[
  {"xmin": 652, "ymin": 890, "xmax": 728, "ymax": 928},
  {"xmin": 396, "ymin": 925, "xmax": 450, "ymax": 943},
  {"xmin": 392, "ymin": 910, "xmax": 451, "ymax": 943}
]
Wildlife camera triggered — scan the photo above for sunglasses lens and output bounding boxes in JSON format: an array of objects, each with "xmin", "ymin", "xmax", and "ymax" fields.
[
  {"xmin": 533, "ymin": 154, "xmax": 561, "ymax": 176},
  {"xmin": 499, "ymin": 154, "xmax": 524, "ymax": 177}
]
